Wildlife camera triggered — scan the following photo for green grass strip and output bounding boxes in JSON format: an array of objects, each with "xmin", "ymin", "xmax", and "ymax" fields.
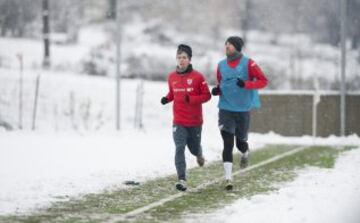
[
  {"xmin": 1, "ymin": 145, "xmax": 350, "ymax": 223},
  {"xmin": 136, "ymin": 146, "xmax": 350, "ymax": 223}
]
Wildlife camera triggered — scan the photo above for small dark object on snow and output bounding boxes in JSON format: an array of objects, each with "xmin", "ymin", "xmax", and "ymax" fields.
[{"xmin": 123, "ymin": 180, "xmax": 140, "ymax": 186}]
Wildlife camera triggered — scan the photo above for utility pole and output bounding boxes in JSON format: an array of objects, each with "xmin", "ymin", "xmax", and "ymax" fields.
[
  {"xmin": 340, "ymin": 0, "xmax": 347, "ymax": 136},
  {"xmin": 108, "ymin": 0, "xmax": 117, "ymax": 19},
  {"xmin": 242, "ymin": 0, "xmax": 251, "ymax": 43},
  {"xmin": 17, "ymin": 54, "xmax": 23, "ymax": 129},
  {"xmin": 42, "ymin": 0, "xmax": 50, "ymax": 68},
  {"xmin": 32, "ymin": 75, "xmax": 41, "ymax": 130},
  {"xmin": 115, "ymin": 0, "xmax": 122, "ymax": 130}
]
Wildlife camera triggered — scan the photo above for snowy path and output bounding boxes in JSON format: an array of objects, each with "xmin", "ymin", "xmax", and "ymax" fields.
[
  {"xmin": 188, "ymin": 147, "xmax": 360, "ymax": 223},
  {"xmin": 0, "ymin": 131, "xmax": 358, "ymax": 217},
  {"xmin": 0, "ymin": 130, "xmax": 221, "ymax": 215},
  {"xmin": 105, "ymin": 146, "xmax": 307, "ymax": 223}
]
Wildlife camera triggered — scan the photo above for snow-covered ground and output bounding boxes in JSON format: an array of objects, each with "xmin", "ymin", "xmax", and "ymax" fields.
[
  {"xmin": 0, "ymin": 130, "xmax": 221, "ymax": 215},
  {"xmin": 0, "ymin": 67, "xmax": 179, "ymax": 131},
  {"xmin": 0, "ymin": 25, "xmax": 107, "ymax": 71},
  {"xmin": 187, "ymin": 145, "xmax": 360, "ymax": 223},
  {"xmin": 0, "ymin": 130, "xmax": 359, "ymax": 216},
  {"xmin": 0, "ymin": 66, "xmax": 224, "ymax": 215},
  {"xmin": 0, "ymin": 20, "xmax": 358, "ymax": 89},
  {"xmin": 0, "ymin": 47, "xmax": 359, "ymax": 219},
  {"xmin": 0, "ymin": 19, "xmax": 359, "ymax": 220}
]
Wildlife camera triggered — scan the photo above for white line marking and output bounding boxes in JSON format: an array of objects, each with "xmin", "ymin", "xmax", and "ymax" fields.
[{"xmin": 105, "ymin": 146, "xmax": 307, "ymax": 223}]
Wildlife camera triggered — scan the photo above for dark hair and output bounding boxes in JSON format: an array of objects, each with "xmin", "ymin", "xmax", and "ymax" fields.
[
  {"xmin": 177, "ymin": 44, "xmax": 192, "ymax": 59},
  {"xmin": 226, "ymin": 36, "xmax": 244, "ymax": 52}
]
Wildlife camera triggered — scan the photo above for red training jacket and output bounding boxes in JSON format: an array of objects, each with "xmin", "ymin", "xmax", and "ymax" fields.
[
  {"xmin": 165, "ymin": 70, "xmax": 211, "ymax": 126},
  {"xmin": 216, "ymin": 57, "xmax": 268, "ymax": 89}
]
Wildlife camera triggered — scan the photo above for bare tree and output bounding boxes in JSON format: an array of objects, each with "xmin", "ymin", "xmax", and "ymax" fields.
[
  {"xmin": 0, "ymin": 0, "xmax": 39, "ymax": 37},
  {"xmin": 42, "ymin": 0, "xmax": 50, "ymax": 68},
  {"xmin": 348, "ymin": 0, "xmax": 360, "ymax": 49}
]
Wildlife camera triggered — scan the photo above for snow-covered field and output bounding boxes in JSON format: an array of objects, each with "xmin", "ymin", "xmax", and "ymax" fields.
[
  {"xmin": 0, "ymin": 130, "xmax": 220, "ymax": 215},
  {"xmin": 0, "ymin": 25, "xmax": 107, "ymax": 71},
  {"xmin": 0, "ymin": 21, "xmax": 359, "ymax": 221},
  {"xmin": 0, "ymin": 65, "xmax": 220, "ymax": 215},
  {"xmin": 0, "ymin": 67, "xmax": 188, "ymax": 131},
  {"xmin": 187, "ymin": 146, "xmax": 360, "ymax": 223},
  {"xmin": 0, "ymin": 67, "xmax": 359, "ymax": 221},
  {"xmin": 1, "ymin": 21, "xmax": 359, "ymax": 89},
  {"xmin": 1, "ymin": 130, "xmax": 359, "ymax": 216}
]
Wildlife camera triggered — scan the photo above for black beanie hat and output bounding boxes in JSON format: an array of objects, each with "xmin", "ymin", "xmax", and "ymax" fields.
[
  {"xmin": 177, "ymin": 44, "xmax": 192, "ymax": 59},
  {"xmin": 226, "ymin": 36, "xmax": 244, "ymax": 52}
]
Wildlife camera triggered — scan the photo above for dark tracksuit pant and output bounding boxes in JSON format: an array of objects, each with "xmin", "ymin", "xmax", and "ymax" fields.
[{"xmin": 172, "ymin": 125, "xmax": 202, "ymax": 181}]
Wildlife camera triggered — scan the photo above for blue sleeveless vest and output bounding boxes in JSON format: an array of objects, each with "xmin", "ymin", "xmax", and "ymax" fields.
[{"xmin": 218, "ymin": 56, "xmax": 261, "ymax": 112}]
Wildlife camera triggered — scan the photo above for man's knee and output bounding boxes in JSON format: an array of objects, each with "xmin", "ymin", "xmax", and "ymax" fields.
[
  {"xmin": 187, "ymin": 134, "xmax": 201, "ymax": 156},
  {"xmin": 236, "ymin": 139, "xmax": 248, "ymax": 153}
]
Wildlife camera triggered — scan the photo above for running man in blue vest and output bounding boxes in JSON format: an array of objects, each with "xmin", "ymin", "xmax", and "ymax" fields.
[{"xmin": 211, "ymin": 36, "xmax": 268, "ymax": 190}]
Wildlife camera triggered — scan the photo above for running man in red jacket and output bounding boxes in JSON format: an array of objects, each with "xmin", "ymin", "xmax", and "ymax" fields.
[{"xmin": 161, "ymin": 44, "xmax": 211, "ymax": 191}]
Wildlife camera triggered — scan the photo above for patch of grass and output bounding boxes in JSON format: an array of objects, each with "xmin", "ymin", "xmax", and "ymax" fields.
[
  {"xmin": 134, "ymin": 146, "xmax": 347, "ymax": 222},
  {"xmin": 0, "ymin": 145, "xmax": 347, "ymax": 223}
]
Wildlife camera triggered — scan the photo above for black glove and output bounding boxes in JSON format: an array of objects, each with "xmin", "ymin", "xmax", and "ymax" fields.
[
  {"xmin": 211, "ymin": 86, "xmax": 220, "ymax": 96},
  {"xmin": 237, "ymin": 79, "xmax": 245, "ymax": 88},
  {"xmin": 161, "ymin": 97, "xmax": 168, "ymax": 105},
  {"xmin": 184, "ymin": 95, "xmax": 190, "ymax": 103}
]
